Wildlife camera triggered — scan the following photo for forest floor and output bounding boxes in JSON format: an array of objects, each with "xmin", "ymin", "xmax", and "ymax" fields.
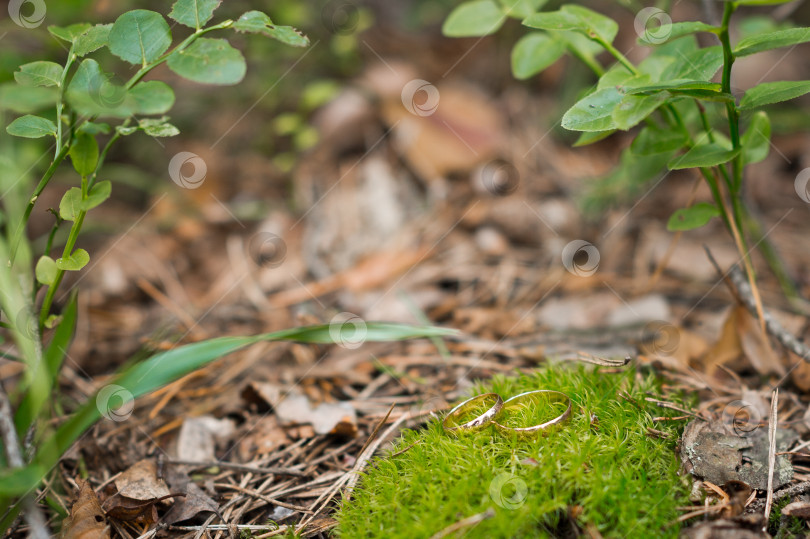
[{"xmin": 5, "ymin": 2, "xmax": 810, "ymax": 537}]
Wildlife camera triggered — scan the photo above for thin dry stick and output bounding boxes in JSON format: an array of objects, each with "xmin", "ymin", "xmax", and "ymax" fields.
[
  {"xmin": 748, "ymin": 481, "xmax": 810, "ymax": 512},
  {"xmin": 168, "ymin": 459, "xmax": 306, "ymax": 477},
  {"xmin": 764, "ymin": 388, "xmax": 779, "ymax": 527},
  {"xmin": 213, "ymin": 484, "xmax": 313, "ymax": 513},
  {"xmin": 428, "ymin": 507, "xmax": 496, "ymax": 539},
  {"xmin": 705, "ymin": 246, "xmax": 810, "ymax": 361}
]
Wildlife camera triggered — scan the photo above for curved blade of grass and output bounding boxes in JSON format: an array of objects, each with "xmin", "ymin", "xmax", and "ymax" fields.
[
  {"xmin": 14, "ymin": 293, "xmax": 78, "ymax": 436},
  {"xmin": 0, "ymin": 323, "xmax": 456, "ymax": 495}
]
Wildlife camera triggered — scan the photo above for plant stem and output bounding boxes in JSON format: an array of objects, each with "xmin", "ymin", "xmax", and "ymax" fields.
[
  {"xmin": 8, "ymin": 145, "xmax": 70, "ymax": 266},
  {"xmin": 87, "ymin": 128, "xmax": 123, "ymax": 191},
  {"xmin": 38, "ymin": 176, "xmax": 87, "ymax": 326},
  {"xmin": 54, "ymin": 49, "xmax": 76, "ymax": 156},
  {"xmin": 595, "ymin": 37, "xmax": 640, "ymax": 76}
]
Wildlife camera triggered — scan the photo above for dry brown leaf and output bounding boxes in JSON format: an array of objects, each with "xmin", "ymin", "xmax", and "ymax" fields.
[
  {"xmin": 62, "ymin": 479, "xmax": 109, "ymax": 539},
  {"xmin": 115, "ymin": 459, "xmax": 170, "ymax": 501},
  {"xmin": 103, "ymin": 493, "xmax": 179, "ymax": 525},
  {"xmin": 735, "ymin": 305, "xmax": 785, "ymax": 376},
  {"xmin": 788, "ymin": 352, "xmax": 810, "ymax": 392},
  {"xmin": 237, "ymin": 415, "xmax": 290, "ymax": 459},
  {"xmin": 176, "ymin": 416, "xmax": 236, "ymax": 462},
  {"xmin": 782, "ymin": 500, "xmax": 810, "ymax": 518},
  {"xmin": 703, "ymin": 307, "xmax": 744, "ymax": 376},
  {"xmin": 275, "ymin": 393, "xmax": 358, "ymax": 436},
  {"xmin": 161, "ymin": 482, "xmax": 218, "ymax": 525}
]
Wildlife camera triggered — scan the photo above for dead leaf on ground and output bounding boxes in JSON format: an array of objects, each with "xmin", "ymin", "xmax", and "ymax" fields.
[
  {"xmin": 703, "ymin": 306, "xmax": 784, "ymax": 377},
  {"xmin": 275, "ymin": 393, "xmax": 358, "ymax": 436},
  {"xmin": 161, "ymin": 468, "xmax": 218, "ymax": 525},
  {"xmin": 176, "ymin": 416, "xmax": 236, "ymax": 462},
  {"xmin": 114, "ymin": 459, "xmax": 170, "ymax": 501},
  {"xmin": 62, "ymin": 479, "xmax": 109, "ymax": 539},
  {"xmin": 782, "ymin": 500, "xmax": 810, "ymax": 518}
]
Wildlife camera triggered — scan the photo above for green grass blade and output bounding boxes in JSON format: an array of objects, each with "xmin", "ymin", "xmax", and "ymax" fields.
[
  {"xmin": 14, "ymin": 293, "xmax": 78, "ymax": 436},
  {"xmin": 0, "ymin": 323, "xmax": 455, "ymax": 495}
]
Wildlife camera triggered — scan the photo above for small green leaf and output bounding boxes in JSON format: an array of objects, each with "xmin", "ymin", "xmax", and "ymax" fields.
[
  {"xmin": 741, "ymin": 111, "xmax": 771, "ymax": 164},
  {"xmin": 139, "ymin": 118, "xmax": 180, "ymax": 137},
  {"xmin": 660, "ymin": 46, "xmax": 723, "ymax": 80},
  {"xmin": 511, "ymin": 32, "xmax": 566, "ymax": 80},
  {"xmin": 667, "ymin": 202, "xmax": 720, "ymax": 231},
  {"xmin": 66, "ymin": 59, "xmax": 131, "ymax": 118},
  {"xmin": 739, "ymin": 80, "xmax": 810, "ymax": 110},
  {"xmin": 667, "ymin": 143, "xmax": 740, "ymax": 169},
  {"xmin": 6, "ymin": 115, "xmax": 57, "ymax": 138},
  {"xmin": 85, "ymin": 181, "xmax": 112, "ymax": 210},
  {"xmin": 14, "ymin": 61, "xmax": 63, "ymax": 87},
  {"xmin": 74, "ymin": 24, "xmax": 113, "ymax": 56},
  {"xmin": 167, "ymin": 38, "xmax": 246, "ymax": 85},
  {"xmin": 35, "ymin": 256, "xmax": 58, "ymax": 286},
  {"xmin": 69, "ymin": 133, "xmax": 99, "ymax": 176},
  {"xmin": 56, "ymin": 249, "xmax": 90, "ymax": 271},
  {"xmin": 59, "ymin": 188, "xmax": 82, "ymax": 221},
  {"xmin": 561, "ymin": 87, "xmax": 623, "ymax": 132},
  {"xmin": 115, "ymin": 125, "xmax": 139, "ymax": 136},
  {"xmin": 78, "ymin": 122, "xmax": 111, "ymax": 135},
  {"xmin": 169, "ymin": 0, "xmax": 221, "ymax": 29},
  {"xmin": 637, "ymin": 21, "xmax": 719, "ymax": 46},
  {"xmin": 524, "ymin": 5, "xmax": 618, "ymax": 44},
  {"xmin": 129, "ymin": 81, "xmax": 175, "ymax": 115},
  {"xmin": 627, "ymin": 81, "xmax": 734, "ymax": 102},
  {"xmin": 442, "ymin": 0, "xmax": 506, "ymax": 37},
  {"xmin": 498, "ymin": 0, "xmax": 547, "ymax": 19},
  {"xmin": 612, "ymin": 94, "xmax": 666, "ymax": 130},
  {"xmin": 734, "ymin": 27, "xmax": 810, "ymax": 57},
  {"xmin": 233, "ymin": 11, "xmax": 310, "ymax": 47},
  {"xmin": 108, "ymin": 10, "xmax": 172, "ymax": 65},
  {"xmin": 630, "ymin": 125, "xmax": 687, "ymax": 155},
  {"xmin": 48, "ymin": 23, "xmax": 92, "ymax": 43},
  {"xmin": 573, "ymin": 130, "xmax": 615, "ymax": 147}
]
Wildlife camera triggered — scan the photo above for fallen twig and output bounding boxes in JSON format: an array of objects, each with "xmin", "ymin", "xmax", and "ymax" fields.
[{"xmin": 764, "ymin": 389, "xmax": 779, "ymax": 528}]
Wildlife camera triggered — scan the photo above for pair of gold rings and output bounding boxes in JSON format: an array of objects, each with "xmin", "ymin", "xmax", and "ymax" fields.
[{"xmin": 442, "ymin": 390, "xmax": 572, "ymax": 439}]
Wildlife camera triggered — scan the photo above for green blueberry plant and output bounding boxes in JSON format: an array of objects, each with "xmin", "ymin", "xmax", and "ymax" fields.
[
  {"xmin": 0, "ymin": 1, "xmax": 452, "ymax": 533},
  {"xmin": 444, "ymin": 0, "xmax": 810, "ymax": 303}
]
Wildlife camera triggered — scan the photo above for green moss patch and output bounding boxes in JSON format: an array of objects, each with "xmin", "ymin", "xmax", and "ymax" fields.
[{"xmin": 336, "ymin": 366, "xmax": 691, "ymax": 538}]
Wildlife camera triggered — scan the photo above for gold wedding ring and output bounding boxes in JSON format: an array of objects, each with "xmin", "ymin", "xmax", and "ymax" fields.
[
  {"xmin": 442, "ymin": 393, "xmax": 504, "ymax": 435},
  {"xmin": 491, "ymin": 390, "xmax": 572, "ymax": 439}
]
